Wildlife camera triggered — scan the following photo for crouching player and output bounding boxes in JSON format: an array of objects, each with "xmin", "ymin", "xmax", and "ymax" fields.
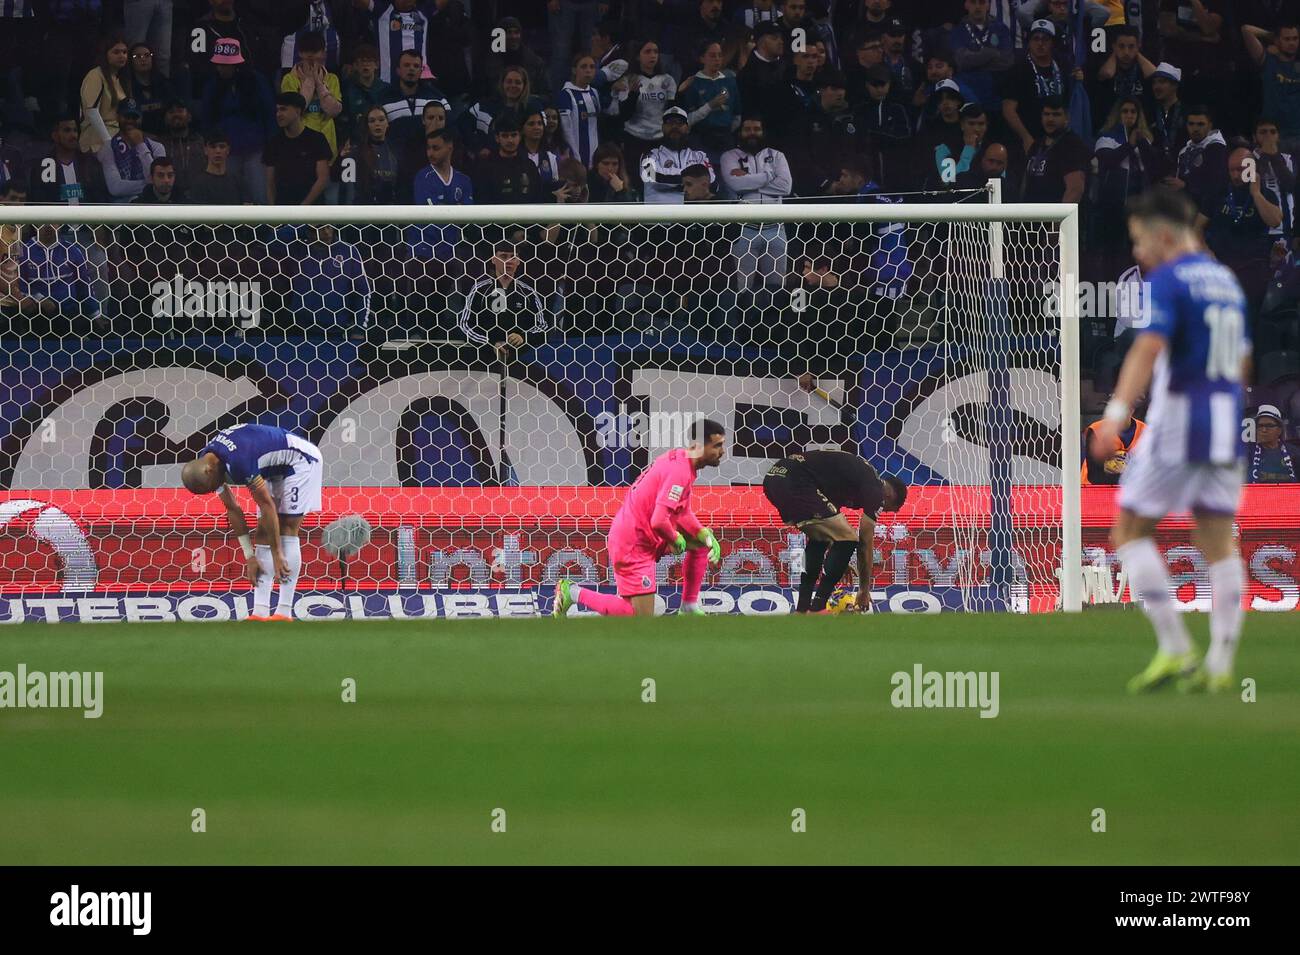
[
  {"xmin": 181, "ymin": 423, "xmax": 323, "ymax": 621},
  {"xmin": 762, "ymin": 450, "xmax": 907, "ymax": 613},
  {"xmin": 553, "ymin": 419, "xmax": 727, "ymax": 617}
]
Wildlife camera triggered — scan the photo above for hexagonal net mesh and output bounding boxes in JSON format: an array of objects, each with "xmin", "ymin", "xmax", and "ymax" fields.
[{"xmin": 0, "ymin": 199, "xmax": 1080, "ymax": 619}]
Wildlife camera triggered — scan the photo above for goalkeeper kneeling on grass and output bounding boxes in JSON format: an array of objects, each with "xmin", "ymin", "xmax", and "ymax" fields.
[
  {"xmin": 552, "ymin": 419, "xmax": 726, "ymax": 617},
  {"xmin": 762, "ymin": 450, "xmax": 907, "ymax": 613}
]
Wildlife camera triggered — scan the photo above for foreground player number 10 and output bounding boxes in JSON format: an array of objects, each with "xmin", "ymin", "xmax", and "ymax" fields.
[{"xmin": 1203, "ymin": 304, "xmax": 1244, "ymax": 381}]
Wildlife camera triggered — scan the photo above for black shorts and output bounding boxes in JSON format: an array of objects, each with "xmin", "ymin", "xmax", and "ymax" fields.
[{"xmin": 762, "ymin": 458, "xmax": 838, "ymax": 527}]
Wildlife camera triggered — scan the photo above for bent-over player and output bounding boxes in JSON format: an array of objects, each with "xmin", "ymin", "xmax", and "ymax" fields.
[
  {"xmin": 763, "ymin": 450, "xmax": 907, "ymax": 613},
  {"xmin": 181, "ymin": 423, "xmax": 323, "ymax": 621}
]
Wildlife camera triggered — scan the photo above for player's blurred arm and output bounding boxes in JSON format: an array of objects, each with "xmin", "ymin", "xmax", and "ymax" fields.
[
  {"xmin": 1092, "ymin": 332, "xmax": 1165, "ymax": 460},
  {"xmin": 856, "ymin": 515, "xmax": 875, "ymax": 610}
]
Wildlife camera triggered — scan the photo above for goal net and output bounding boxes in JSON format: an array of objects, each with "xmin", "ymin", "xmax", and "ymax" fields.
[{"xmin": 0, "ymin": 195, "xmax": 1081, "ymax": 621}]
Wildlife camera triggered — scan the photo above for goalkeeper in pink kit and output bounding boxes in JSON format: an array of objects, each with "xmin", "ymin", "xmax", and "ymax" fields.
[{"xmin": 552, "ymin": 419, "xmax": 727, "ymax": 617}]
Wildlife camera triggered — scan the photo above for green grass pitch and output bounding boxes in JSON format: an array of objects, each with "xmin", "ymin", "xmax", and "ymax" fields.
[{"xmin": 1, "ymin": 612, "xmax": 1297, "ymax": 865}]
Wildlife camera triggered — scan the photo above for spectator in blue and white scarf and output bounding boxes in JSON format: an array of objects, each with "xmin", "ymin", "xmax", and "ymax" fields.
[{"xmin": 1248, "ymin": 404, "xmax": 1298, "ymax": 483}]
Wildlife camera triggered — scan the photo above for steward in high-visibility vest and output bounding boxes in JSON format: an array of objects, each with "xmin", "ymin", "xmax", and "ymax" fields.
[{"xmin": 1082, "ymin": 416, "xmax": 1146, "ymax": 485}]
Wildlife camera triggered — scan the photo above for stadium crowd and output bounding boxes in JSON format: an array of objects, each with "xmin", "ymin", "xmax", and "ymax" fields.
[{"xmin": 0, "ymin": 1, "xmax": 1297, "ymax": 461}]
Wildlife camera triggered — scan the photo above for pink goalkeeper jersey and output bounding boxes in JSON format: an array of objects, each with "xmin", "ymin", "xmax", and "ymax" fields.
[{"xmin": 610, "ymin": 448, "xmax": 698, "ymax": 553}]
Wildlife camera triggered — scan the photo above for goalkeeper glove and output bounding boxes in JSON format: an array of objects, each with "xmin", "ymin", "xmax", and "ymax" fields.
[
  {"xmin": 670, "ymin": 533, "xmax": 688, "ymax": 555},
  {"xmin": 696, "ymin": 527, "xmax": 721, "ymax": 565}
]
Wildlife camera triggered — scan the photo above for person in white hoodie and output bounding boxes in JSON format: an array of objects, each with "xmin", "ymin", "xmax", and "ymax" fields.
[
  {"xmin": 641, "ymin": 106, "xmax": 715, "ymax": 202},
  {"xmin": 610, "ymin": 39, "xmax": 677, "ymax": 180},
  {"xmin": 719, "ymin": 115, "xmax": 791, "ymax": 291}
]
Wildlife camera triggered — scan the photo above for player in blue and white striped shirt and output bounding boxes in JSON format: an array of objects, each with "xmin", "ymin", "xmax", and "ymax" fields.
[
  {"xmin": 182, "ymin": 424, "xmax": 323, "ymax": 622},
  {"xmin": 1091, "ymin": 188, "xmax": 1251, "ymax": 694}
]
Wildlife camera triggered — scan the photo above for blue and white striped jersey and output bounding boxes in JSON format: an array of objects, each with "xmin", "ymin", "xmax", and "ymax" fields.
[
  {"xmin": 555, "ymin": 82, "xmax": 600, "ymax": 167},
  {"xmin": 370, "ymin": 1, "xmax": 429, "ymax": 86},
  {"xmin": 201, "ymin": 424, "xmax": 319, "ymax": 491},
  {"xmin": 1143, "ymin": 251, "xmax": 1250, "ymax": 465}
]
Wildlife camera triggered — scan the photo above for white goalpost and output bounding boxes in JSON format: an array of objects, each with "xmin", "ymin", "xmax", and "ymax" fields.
[{"xmin": 0, "ymin": 194, "xmax": 1082, "ymax": 617}]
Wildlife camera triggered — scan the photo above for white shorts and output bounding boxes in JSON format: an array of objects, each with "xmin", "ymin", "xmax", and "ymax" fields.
[
  {"xmin": 269, "ymin": 436, "xmax": 323, "ymax": 516},
  {"xmin": 1118, "ymin": 439, "xmax": 1243, "ymax": 519}
]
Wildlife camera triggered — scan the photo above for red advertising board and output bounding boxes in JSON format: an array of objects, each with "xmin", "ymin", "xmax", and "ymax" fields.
[{"xmin": 1, "ymin": 486, "xmax": 1298, "ymax": 612}]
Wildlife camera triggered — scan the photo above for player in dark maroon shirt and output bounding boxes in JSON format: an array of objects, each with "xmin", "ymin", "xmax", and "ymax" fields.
[{"xmin": 763, "ymin": 450, "xmax": 907, "ymax": 613}]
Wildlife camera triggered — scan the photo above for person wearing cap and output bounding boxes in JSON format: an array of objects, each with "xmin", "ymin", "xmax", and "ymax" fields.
[
  {"xmin": 128, "ymin": 42, "xmax": 173, "ymax": 138},
  {"xmin": 915, "ymin": 52, "xmax": 975, "ymax": 122},
  {"xmin": 95, "ymin": 99, "xmax": 167, "ymax": 203},
  {"xmin": 947, "ymin": 0, "xmax": 1014, "ymax": 114},
  {"xmin": 264, "ymin": 91, "xmax": 332, "ymax": 205},
  {"xmin": 482, "ymin": 15, "xmax": 550, "ymax": 101},
  {"xmin": 918, "ymin": 80, "xmax": 967, "ymax": 169},
  {"xmin": 1242, "ymin": 21, "xmax": 1300, "ymax": 152},
  {"xmin": 281, "ymin": 31, "xmax": 344, "ymax": 162},
  {"xmin": 1246, "ymin": 405, "xmax": 1298, "ymax": 483},
  {"xmin": 1002, "ymin": 18, "xmax": 1079, "ymax": 157},
  {"xmin": 1148, "ymin": 62, "xmax": 1186, "ymax": 168},
  {"xmin": 79, "ymin": 36, "xmax": 133, "ymax": 154},
  {"xmin": 740, "ymin": 21, "xmax": 788, "ymax": 123},
  {"xmin": 933, "ymin": 102, "xmax": 988, "ymax": 190},
  {"xmin": 878, "ymin": 17, "xmax": 919, "ymax": 105},
  {"xmin": 1017, "ymin": 0, "xmax": 1113, "ymax": 36},
  {"xmin": 844, "ymin": 34, "xmax": 885, "ymax": 109},
  {"xmin": 856, "ymin": 63, "xmax": 912, "ymax": 189},
  {"xmin": 200, "ymin": 37, "xmax": 276, "ymax": 205},
  {"xmin": 642, "ymin": 107, "xmax": 715, "ymax": 203},
  {"xmin": 1091, "ymin": 25, "xmax": 1157, "ymax": 135},
  {"xmin": 158, "ymin": 101, "xmax": 206, "ymax": 188}
]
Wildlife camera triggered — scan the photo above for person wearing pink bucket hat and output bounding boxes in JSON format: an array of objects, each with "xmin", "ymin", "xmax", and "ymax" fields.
[{"xmin": 210, "ymin": 37, "xmax": 245, "ymax": 67}]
